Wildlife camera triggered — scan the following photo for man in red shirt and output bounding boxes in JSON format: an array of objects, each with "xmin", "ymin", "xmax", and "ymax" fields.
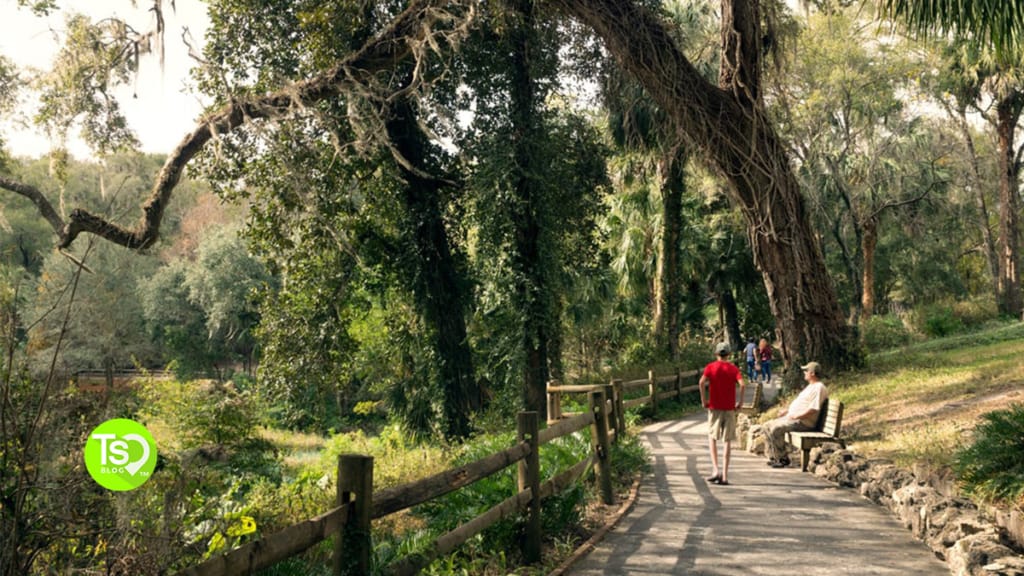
[{"xmin": 698, "ymin": 342, "xmax": 746, "ymax": 485}]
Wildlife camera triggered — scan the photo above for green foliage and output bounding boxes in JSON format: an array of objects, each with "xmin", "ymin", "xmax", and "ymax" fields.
[
  {"xmin": 413, "ymin": 430, "xmax": 590, "ymax": 563},
  {"xmin": 186, "ymin": 226, "xmax": 270, "ymax": 348},
  {"xmin": 950, "ymin": 297, "xmax": 1000, "ymax": 328},
  {"xmin": 0, "ymin": 173, "xmax": 51, "ymax": 274},
  {"xmin": 140, "ymin": 377, "xmax": 280, "ymax": 490},
  {"xmin": 321, "ymin": 424, "xmax": 450, "ymax": 490},
  {"xmin": 954, "ymin": 404, "xmax": 1024, "ymax": 507},
  {"xmin": 609, "ymin": 432, "xmax": 651, "ymax": 491},
  {"xmin": 870, "ymin": 319, "xmax": 1024, "ymax": 367},
  {"xmin": 140, "ymin": 225, "xmax": 268, "ymax": 379},
  {"xmin": 29, "ymin": 239, "xmax": 161, "ymax": 376},
  {"xmin": 881, "ymin": 0, "xmax": 1024, "ymax": 63},
  {"xmin": 861, "ymin": 315, "xmax": 912, "ymax": 352},
  {"xmin": 918, "ymin": 304, "xmax": 964, "ymax": 338},
  {"xmin": 35, "ymin": 12, "xmax": 144, "ymax": 153}
]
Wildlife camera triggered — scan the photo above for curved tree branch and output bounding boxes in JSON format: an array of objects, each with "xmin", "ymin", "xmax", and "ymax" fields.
[
  {"xmin": 4, "ymin": 0, "xmax": 451, "ymax": 251},
  {"xmin": 0, "ymin": 176, "xmax": 66, "ymax": 241}
]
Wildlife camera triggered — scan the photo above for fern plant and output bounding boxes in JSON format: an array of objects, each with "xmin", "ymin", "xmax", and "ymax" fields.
[{"xmin": 954, "ymin": 403, "xmax": 1024, "ymax": 508}]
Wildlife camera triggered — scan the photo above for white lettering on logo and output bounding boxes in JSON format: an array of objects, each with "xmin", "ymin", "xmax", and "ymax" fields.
[{"xmin": 90, "ymin": 432, "xmax": 151, "ymax": 476}]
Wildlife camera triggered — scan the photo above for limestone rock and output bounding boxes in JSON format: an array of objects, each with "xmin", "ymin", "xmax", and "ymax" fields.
[
  {"xmin": 812, "ymin": 447, "xmax": 868, "ymax": 487},
  {"xmin": 947, "ymin": 533, "xmax": 1018, "ymax": 576},
  {"xmin": 746, "ymin": 425, "xmax": 765, "ymax": 455},
  {"xmin": 859, "ymin": 462, "xmax": 916, "ymax": 506}
]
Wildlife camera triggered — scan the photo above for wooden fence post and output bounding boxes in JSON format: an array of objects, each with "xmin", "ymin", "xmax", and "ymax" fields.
[
  {"xmin": 675, "ymin": 367, "xmax": 682, "ymax": 400},
  {"xmin": 335, "ymin": 454, "xmax": 373, "ymax": 576},
  {"xmin": 603, "ymin": 383, "xmax": 616, "ymax": 442},
  {"xmin": 517, "ymin": 412, "xmax": 542, "ymax": 564},
  {"xmin": 648, "ymin": 369, "xmax": 658, "ymax": 416},
  {"xmin": 589, "ymin": 390, "xmax": 614, "ymax": 505},
  {"xmin": 612, "ymin": 379, "xmax": 625, "ymax": 437},
  {"xmin": 546, "ymin": 380, "xmax": 561, "ymax": 422}
]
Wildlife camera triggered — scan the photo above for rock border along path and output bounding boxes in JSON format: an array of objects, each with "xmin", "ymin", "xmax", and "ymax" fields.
[{"xmin": 565, "ymin": 406, "xmax": 948, "ymax": 575}]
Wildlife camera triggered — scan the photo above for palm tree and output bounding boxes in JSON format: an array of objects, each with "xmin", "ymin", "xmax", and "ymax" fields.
[
  {"xmin": 882, "ymin": 0, "xmax": 1024, "ymax": 318},
  {"xmin": 880, "ymin": 0, "xmax": 1024, "ymax": 61},
  {"xmin": 601, "ymin": 0, "xmax": 718, "ymax": 360}
]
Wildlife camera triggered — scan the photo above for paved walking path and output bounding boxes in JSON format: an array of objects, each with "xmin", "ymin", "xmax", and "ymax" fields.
[{"xmin": 567, "ymin": 383, "xmax": 948, "ymax": 575}]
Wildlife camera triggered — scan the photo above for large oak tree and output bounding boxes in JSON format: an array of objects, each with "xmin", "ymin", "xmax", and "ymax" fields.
[{"xmin": 3, "ymin": 0, "xmax": 860, "ymax": 384}]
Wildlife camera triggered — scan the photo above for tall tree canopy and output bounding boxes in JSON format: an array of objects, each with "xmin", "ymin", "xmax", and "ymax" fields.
[
  {"xmin": 882, "ymin": 0, "xmax": 1024, "ymax": 318},
  {"xmin": 3, "ymin": 0, "xmax": 861, "ymax": 396}
]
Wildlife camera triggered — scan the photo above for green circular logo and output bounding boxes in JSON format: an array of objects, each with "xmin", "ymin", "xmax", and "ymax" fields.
[{"xmin": 84, "ymin": 418, "xmax": 158, "ymax": 491}]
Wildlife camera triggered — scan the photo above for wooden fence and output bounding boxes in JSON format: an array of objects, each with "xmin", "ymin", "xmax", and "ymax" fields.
[
  {"xmin": 546, "ymin": 368, "xmax": 702, "ymax": 426},
  {"xmin": 176, "ymin": 366, "xmax": 699, "ymax": 576}
]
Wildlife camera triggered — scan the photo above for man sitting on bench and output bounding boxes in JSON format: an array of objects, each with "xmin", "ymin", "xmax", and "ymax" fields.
[{"xmin": 762, "ymin": 362, "xmax": 829, "ymax": 468}]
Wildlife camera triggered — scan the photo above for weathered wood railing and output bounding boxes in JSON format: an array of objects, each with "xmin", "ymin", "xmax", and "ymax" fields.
[
  {"xmin": 546, "ymin": 367, "xmax": 702, "ymax": 426},
  {"xmin": 178, "ymin": 389, "xmax": 627, "ymax": 576},
  {"xmin": 177, "ymin": 366, "xmax": 702, "ymax": 576}
]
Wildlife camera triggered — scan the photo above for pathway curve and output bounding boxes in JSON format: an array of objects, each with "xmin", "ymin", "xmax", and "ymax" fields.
[{"xmin": 567, "ymin": 388, "xmax": 948, "ymax": 575}]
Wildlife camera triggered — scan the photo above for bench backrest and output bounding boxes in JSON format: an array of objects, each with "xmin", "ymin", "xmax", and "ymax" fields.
[
  {"xmin": 813, "ymin": 398, "xmax": 844, "ymax": 436},
  {"xmin": 751, "ymin": 381, "xmax": 763, "ymax": 409}
]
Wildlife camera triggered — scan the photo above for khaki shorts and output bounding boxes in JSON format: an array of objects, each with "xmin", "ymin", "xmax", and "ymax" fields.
[{"xmin": 707, "ymin": 409, "xmax": 737, "ymax": 442}]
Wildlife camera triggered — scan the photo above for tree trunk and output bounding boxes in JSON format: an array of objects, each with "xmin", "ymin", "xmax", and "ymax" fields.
[
  {"xmin": 386, "ymin": 98, "xmax": 478, "ymax": 439},
  {"xmin": 684, "ymin": 279, "xmax": 705, "ymax": 330},
  {"xmin": 860, "ymin": 217, "xmax": 878, "ymax": 320},
  {"xmin": 828, "ymin": 160, "xmax": 864, "ymax": 324},
  {"xmin": 653, "ymin": 150, "xmax": 685, "ymax": 360},
  {"xmin": 509, "ymin": 0, "xmax": 550, "ymax": 418},
  {"xmin": 552, "ymin": 0, "xmax": 858, "ymax": 373},
  {"xmin": 994, "ymin": 95, "xmax": 1023, "ymax": 318},
  {"xmin": 830, "ymin": 216, "xmax": 862, "ymax": 325},
  {"xmin": 548, "ymin": 296, "xmax": 565, "ymax": 382},
  {"xmin": 950, "ymin": 105, "xmax": 1000, "ymax": 298},
  {"xmin": 721, "ymin": 287, "xmax": 742, "ymax": 352}
]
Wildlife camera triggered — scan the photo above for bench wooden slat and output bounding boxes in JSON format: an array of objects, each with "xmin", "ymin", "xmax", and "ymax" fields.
[
  {"xmin": 737, "ymin": 381, "xmax": 763, "ymax": 416},
  {"xmin": 822, "ymin": 400, "xmax": 843, "ymax": 437},
  {"xmin": 787, "ymin": 399, "xmax": 845, "ymax": 471}
]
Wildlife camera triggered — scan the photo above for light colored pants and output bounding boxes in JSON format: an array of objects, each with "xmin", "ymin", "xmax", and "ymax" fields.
[
  {"xmin": 707, "ymin": 409, "xmax": 737, "ymax": 442},
  {"xmin": 761, "ymin": 417, "xmax": 813, "ymax": 461}
]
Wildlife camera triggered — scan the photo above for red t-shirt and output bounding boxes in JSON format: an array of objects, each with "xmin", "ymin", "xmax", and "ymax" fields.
[{"xmin": 703, "ymin": 360, "xmax": 741, "ymax": 410}]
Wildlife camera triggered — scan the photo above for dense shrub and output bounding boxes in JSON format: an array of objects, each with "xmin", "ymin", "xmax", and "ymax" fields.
[
  {"xmin": 320, "ymin": 424, "xmax": 450, "ymax": 491},
  {"xmin": 954, "ymin": 404, "xmax": 1024, "ymax": 507},
  {"xmin": 861, "ymin": 315, "xmax": 911, "ymax": 352},
  {"xmin": 142, "ymin": 378, "xmax": 265, "ymax": 449},
  {"xmin": 918, "ymin": 304, "xmax": 964, "ymax": 338},
  {"xmin": 951, "ymin": 297, "xmax": 1000, "ymax": 329}
]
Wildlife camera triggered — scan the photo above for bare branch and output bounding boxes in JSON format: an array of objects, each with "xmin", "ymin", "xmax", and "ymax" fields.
[{"xmin": 867, "ymin": 177, "xmax": 943, "ymax": 222}]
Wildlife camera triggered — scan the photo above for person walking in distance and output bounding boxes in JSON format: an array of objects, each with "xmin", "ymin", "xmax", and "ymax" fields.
[
  {"xmin": 758, "ymin": 338, "xmax": 773, "ymax": 383},
  {"xmin": 761, "ymin": 362, "xmax": 829, "ymax": 468},
  {"xmin": 743, "ymin": 337, "xmax": 758, "ymax": 383},
  {"xmin": 699, "ymin": 343, "xmax": 746, "ymax": 485}
]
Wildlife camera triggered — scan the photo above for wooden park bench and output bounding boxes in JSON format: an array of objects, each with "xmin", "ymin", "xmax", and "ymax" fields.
[
  {"xmin": 737, "ymin": 380, "xmax": 763, "ymax": 415},
  {"xmin": 785, "ymin": 398, "xmax": 845, "ymax": 472}
]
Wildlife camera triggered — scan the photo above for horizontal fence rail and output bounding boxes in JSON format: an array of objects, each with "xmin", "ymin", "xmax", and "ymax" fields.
[
  {"xmin": 547, "ymin": 369, "xmax": 700, "ymax": 423},
  {"xmin": 178, "ymin": 365, "xmax": 698, "ymax": 576},
  {"xmin": 177, "ymin": 504, "xmax": 351, "ymax": 576},
  {"xmin": 372, "ymin": 441, "xmax": 531, "ymax": 519}
]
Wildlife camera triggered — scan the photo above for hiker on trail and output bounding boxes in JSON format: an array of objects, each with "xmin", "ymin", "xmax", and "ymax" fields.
[
  {"xmin": 758, "ymin": 338, "xmax": 773, "ymax": 383},
  {"xmin": 761, "ymin": 361, "xmax": 829, "ymax": 468},
  {"xmin": 698, "ymin": 342, "xmax": 746, "ymax": 485},
  {"xmin": 743, "ymin": 337, "xmax": 758, "ymax": 382}
]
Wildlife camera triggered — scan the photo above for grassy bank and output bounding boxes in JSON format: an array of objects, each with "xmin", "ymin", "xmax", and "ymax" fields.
[{"xmin": 830, "ymin": 322, "xmax": 1024, "ymax": 469}]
